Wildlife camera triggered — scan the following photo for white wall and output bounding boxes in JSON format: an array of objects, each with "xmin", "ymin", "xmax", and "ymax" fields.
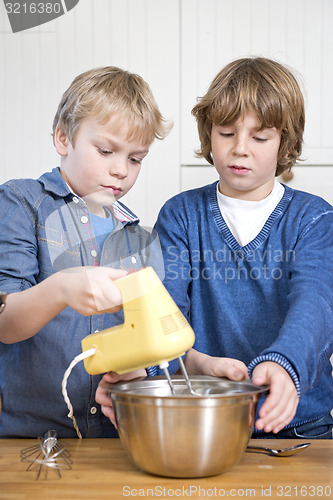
[
  {"xmin": 181, "ymin": 0, "xmax": 333, "ymax": 167},
  {"xmin": 0, "ymin": 0, "xmax": 332, "ymax": 227},
  {"xmin": 0, "ymin": 0, "xmax": 181, "ymax": 227}
]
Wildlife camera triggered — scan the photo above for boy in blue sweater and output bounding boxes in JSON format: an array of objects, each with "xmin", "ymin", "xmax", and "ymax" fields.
[{"xmin": 154, "ymin": 57, "xmax": 333, "ymax": 438}]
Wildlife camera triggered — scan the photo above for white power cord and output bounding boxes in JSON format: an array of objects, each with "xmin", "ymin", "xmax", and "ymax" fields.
[{"xmin": 61, "ymin": 348, "xmax": 96, "ymax": 439}]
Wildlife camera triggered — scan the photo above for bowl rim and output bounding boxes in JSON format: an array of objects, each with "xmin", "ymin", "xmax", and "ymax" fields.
[{"xmin": 106, "ymin": 375, "xmax": 269, "ymax": 399}]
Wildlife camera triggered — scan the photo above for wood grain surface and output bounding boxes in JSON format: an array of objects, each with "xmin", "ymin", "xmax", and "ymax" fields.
[{"xmin": 0, "ymin": 438, "xmax": 332, "ymax": 500}]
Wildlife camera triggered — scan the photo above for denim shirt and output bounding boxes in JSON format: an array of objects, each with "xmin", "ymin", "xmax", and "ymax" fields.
[{"xmin": 0, "ymin": 167, "xmax": 163, "ymax": 438}]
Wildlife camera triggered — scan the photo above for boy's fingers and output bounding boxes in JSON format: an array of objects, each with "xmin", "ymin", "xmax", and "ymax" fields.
[
  {"xmin": 257, "ymin": 402, "xmax": 297, "ymax": 433},
  {"xmin": 252, "ymin": 363, "xmax": 270, "ymax": 386},
  {"xmin": 210, "ymin": 358, "xmax": 249, "ymax": 381},
  {"xmin": 225, "ymin": 366, "xmax": 248, "ymax": 381},
  {"xmin": 101, "ymin": 405, "xmax": 117, "ymax": 428},
  {"xmin": 101, "ymin": 404, "xmax": 115, "ymax": 420},
  {"xmin": 255, "ymin": 388, "xmax": 298, "ymax": 432},
  {"xmin": 252, "ymin": 362, "xmax": 299, "ymax": 433},
  {"xmin": 106, "ymin": 268, "xmax": 128, "ymax": 281}
]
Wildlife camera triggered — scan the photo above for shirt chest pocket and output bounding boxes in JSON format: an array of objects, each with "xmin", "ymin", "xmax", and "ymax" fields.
[{"xmin": 37, "ymin": 225, "xmax": 83, "ymax": 275}]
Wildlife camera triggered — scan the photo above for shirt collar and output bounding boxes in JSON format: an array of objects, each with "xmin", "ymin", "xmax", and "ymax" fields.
[
  {"xmin": 38, "ymin": 167, "xmax": 139, "ymax": 225},
  {"xmin": 38, "ymin": 167, "xmax": 72, "ymax": 197},
  {"xmin": 112, "ymin": 200, "xmax": 139, "ymax": 224}
]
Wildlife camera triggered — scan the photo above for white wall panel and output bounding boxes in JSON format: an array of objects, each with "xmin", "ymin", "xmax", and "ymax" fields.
[
  {"xmin": 181, "ymin": 0, "xmax": 333, "ymax": 167},
  {"xmin": 286, "ymin": 0, "xmax": 305, "ymax": 71},
  {"xmin": 0, "ymin": 0, "xmax": 180, "ymax": 226},
  {"xmin": 2, "ymin": 32, "xmax": 24, "ymax": 181},
  {"xmin": 250, "ymin": 0, "xmax": 269, "ymax": 54},
  {"xmin": 0, "ymin": 0, "xmax": 332, "ymax": 228},
  {"xmin": 55, "ymin": 5, "xmax": 77, "ymax": 90},
  {"xmin": 233, "ymin": 0, "xmax": 252, "ymax": 56},
  {"xmin": 180, "ymin": 0, "xmax": 201, "ymax": 164},
  {"xmin": 39, "ymin": 32, "xmax": 59, "ymax": 171},
  {"xmin": 91, "ymin": 0, "xmax": 112, "ymax": 67},
  {"xmin": 119, "ymin": 0, "xmax": 181, "ymax": 226},
  {"xmin": 215, "ymin": 0, "xmax": 234, "ymax": 63},
  {"xmin": 267, "ymin": 0, "xmax": 287, "ymax": 56},
  {"xmin": 21, "ymin": 32, "xmax": 42, "ymax": 172},
  {"xmin": 197, "ymin": 0, "xmax": 216, "ymax": 90},
  {"xmin": 322, "ymin": 0, "xmax": 333, "ymax": 149},
  {"xmin": 127, "ymin": 0, "xmax": 147, "ymax": 71},
  {"xmin": 303, "ymin": 0, "xmax": 322, "ymax": 148},
  {"xmin": 73, "ymin": 0, "xmax": 94, "ymax": 72},
  {"xmin": 109, "ymin": 0, "xmax": 130, "ymax": 69},
  {"xmin": 0, "ymin": 13, "xmax": 5, "ymax": 178}
]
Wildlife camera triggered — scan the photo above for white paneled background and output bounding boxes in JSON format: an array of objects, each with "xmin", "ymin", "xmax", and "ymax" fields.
[{"xmin": 0, "ymin": 0, "xmax": 333, "ymax": 227}]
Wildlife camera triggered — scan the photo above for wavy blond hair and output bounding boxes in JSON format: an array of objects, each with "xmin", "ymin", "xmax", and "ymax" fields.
[
  {"xmin": 53, "ymin": 66, "xmax": 171, "ymax": 146},
  {"xmin": 192, "ymin": 57, "xmax": 305, "ymax": 175}
]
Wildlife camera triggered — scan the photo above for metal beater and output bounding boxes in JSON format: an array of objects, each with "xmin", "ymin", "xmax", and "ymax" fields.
[{"xmin": 160, "ymin": 356, "xmax": 196, "ymax": 395}]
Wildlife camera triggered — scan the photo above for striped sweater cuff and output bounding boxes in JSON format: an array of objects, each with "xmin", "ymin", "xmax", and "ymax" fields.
[
  {"xmin": 146, "ymin": 365, "xmax": 159, "ymax": 377},
  {"xmin": 248, "ymin": 353, "xmax": 301, "ymax": 397}
]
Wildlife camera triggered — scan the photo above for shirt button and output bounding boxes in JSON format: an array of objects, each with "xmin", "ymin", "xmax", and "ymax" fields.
[
  {"xmin": 91, "ymin": 249, "xmax": 98, "ymax": 258},
  {"xmin": 81, "ymin": 216, "xmax": 88, "ymax": 224},
  {"xmin": 94, "ymin": 329, "xmax": 100, "ymax": 333},
  {"xmin": 131, "ymin": 256, "xmax": 137, "ymax": 264},
  {"xmin": 72, "ymin": 196, "xmax": 79, "ymax": 204},
  {"xmin": 90, "ymin": 406, "xmax": 97, "ymax": 415}
]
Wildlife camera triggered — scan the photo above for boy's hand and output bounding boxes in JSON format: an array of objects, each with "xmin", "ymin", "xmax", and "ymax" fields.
[
  {"xmin": 184, "ymin": 348, "xmax": 249, "ymax": 381},
  {"xmin": 57, "ymin": 267, "xmax": 128, "ymax": 315},
  {"xmin": 252, "ymin": 361, "xmax": 299, "ymax": 434},
  {"xmin": 95, "ymin": 370, "xmax": 147, "ymax": 426}
]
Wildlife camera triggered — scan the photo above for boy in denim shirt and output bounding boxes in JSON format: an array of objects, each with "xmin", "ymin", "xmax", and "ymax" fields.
[
  {"xmin": 154, "ymin": 57, "xmax": 333, "ymax": 439},
  {"xmin": 0, "ymin": 67, "xmax": 170, "ymax": 438}
]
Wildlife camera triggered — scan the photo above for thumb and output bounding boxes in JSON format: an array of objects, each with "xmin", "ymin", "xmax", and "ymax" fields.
[
  {"xmin": 103, "ymin": 371, "xmax": 123, "ymax": 383},
  {"xmin": 252, "ymin": 365, "xmax": 268, "ymax": 386},
  {"xmin": 107, "ymin": 268, "xmax": 129, "ymax": 281},
  {"xmin": 229, "ymin": 367, "xmax": 247, "ymax": 381},
  {"xmin": 219, "ymin": 361, "xmax": 248, "ymax": 381}
]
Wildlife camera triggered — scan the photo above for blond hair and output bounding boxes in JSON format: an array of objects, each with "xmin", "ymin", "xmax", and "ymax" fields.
[
  {"xmin": 53, "ymin": 66, "xmax": 171, "ymax": 146},
  {"xmin": 192, "ymin": 57, "xmax": 305, "ymax": 175}
]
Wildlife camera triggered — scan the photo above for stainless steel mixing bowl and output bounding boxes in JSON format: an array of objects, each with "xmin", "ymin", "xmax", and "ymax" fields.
[{"xmin": 109, "ymin": 375, "xmax": 268, "ymax": 478}]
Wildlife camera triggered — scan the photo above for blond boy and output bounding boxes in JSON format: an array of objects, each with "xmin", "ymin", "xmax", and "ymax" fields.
[{"xmin": 0, "ymin": 67, "xmax": 169, "ymax": 438}]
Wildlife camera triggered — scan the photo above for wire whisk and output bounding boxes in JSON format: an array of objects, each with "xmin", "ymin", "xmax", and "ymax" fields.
[{"xmin": 20, "ymin": 430, "xmax": 72, "ymax": 479}]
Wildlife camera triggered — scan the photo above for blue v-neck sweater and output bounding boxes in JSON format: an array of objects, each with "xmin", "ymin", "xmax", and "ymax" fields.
[{"xmin": 154, "ymin": 182, "xmax": 333, "ymax": 430}]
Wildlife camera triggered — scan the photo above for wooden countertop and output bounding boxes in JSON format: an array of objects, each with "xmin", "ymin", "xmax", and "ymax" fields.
[{"xmin": 0, "ymin": 438, "xmax": 332, "ymax": 499}]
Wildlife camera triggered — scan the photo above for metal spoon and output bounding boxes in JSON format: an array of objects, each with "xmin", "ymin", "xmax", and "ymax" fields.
[{"xmin": 246, "ymin": 442, "xmax": 311, "ymax": 457}]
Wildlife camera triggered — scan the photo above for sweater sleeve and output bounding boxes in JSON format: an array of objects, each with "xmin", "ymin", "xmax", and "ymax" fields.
[
  {"xmin": 154, "ymin": 197, "xmax": 192, "ymax": 320},
  {"xmin": 154, "ymin": 197, "xmax": 195, "ymax": 375},
  {"xmin": 255, "ymin": 206, "xmax": 333, "ymax": 397},
  {"xmin": 248, "ymin": 353, "xmax": 301, "ymax": 397}
]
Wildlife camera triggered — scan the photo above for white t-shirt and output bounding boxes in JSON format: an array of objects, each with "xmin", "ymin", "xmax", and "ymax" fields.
[{"xmin": 217, "ymin": 181, "xmax": 285, "ymax": 247}]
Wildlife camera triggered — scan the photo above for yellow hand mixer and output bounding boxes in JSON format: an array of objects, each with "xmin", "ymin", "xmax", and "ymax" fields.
[{"xmin": 62, "ymin": 267, "xmax": 195, "ymax": 437}]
